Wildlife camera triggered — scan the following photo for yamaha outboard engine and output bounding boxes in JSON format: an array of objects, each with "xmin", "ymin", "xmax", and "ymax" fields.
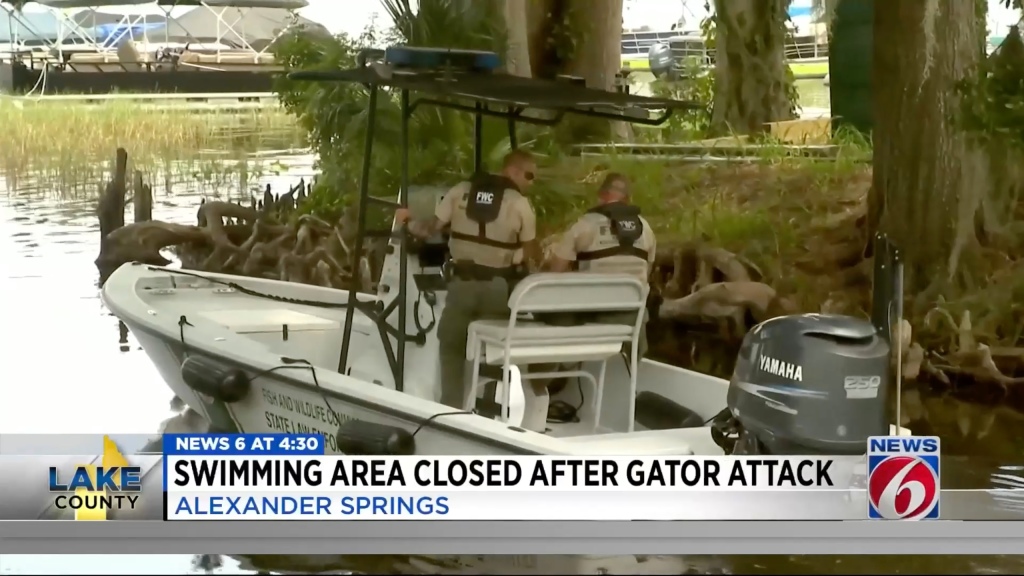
[
  {"xmin": 648, "ymin": 43, "xmax": 675, "ymax": 79},
  {"xmin": 711, "ymin": 314, "xmax": 891, "ymax": 456}
]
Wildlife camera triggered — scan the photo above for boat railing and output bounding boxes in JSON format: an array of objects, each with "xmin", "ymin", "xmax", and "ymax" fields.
[
  {"xmin": 8, "ymin": 55, "xmax": 284, "ymax": 73},
  {"xmin": 665, "ymin": 36, "xmax": 828, "ymax": 71}
]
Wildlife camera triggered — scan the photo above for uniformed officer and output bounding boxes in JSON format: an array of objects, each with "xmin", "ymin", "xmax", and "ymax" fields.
[
  {"xmin": 396, "ymin": 149, "xmax": 541, "ymax": 410},
  {"xmin": 546, "ymin": 172, "xmax": 656, "ymax": 357}
]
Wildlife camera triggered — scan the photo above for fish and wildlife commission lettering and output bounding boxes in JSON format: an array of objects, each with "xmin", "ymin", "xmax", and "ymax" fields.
[{"xmin": 260, "ymin": 387, "xmax": 350, "ymax": 451}]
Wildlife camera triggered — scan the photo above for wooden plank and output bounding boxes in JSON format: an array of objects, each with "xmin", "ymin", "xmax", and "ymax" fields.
[{"xmin": 765, "ymin": 117, "xmax": 834, "ymax": 144}]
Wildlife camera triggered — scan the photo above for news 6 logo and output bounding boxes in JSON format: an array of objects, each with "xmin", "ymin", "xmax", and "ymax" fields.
[{"xmin": 867, "ymin": 436, "xmax": 940, "ymax": 520}]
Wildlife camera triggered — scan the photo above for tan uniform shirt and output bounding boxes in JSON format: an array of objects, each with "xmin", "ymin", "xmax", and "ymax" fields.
[
  {"xmin": 552, "ymin": 211, "xmax": 656, "ymax": 282},
  {"xmin": 435, "ymin": 181, "xmax": 537, "ymax": 269}
]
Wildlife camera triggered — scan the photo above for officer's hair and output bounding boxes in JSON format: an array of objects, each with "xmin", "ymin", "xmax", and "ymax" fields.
[
  {"xmin": 599, "ymin": 172, "xmax": 630, "ymax": 197},
  {"xmin": 502, "ymin": 149, "xmax": 535, "ymax": 169}
]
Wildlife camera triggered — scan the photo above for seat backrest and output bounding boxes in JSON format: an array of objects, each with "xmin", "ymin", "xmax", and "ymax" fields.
[{"xmin": 508, "ymin": 272, "xmax": 648, "ymax": 316}]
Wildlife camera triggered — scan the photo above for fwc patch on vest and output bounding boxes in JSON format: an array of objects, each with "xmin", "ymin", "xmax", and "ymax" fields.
[
  {"xmin": 591, "ymin": 202, "xmax": 643, "ymax": 247},
  {"xmin": 466, "ymin": 174, "xmax": 516, "ymax": 224},
  {"xmin": 450, "ymin": 174, "xmax": 524, "ymax": 253}
]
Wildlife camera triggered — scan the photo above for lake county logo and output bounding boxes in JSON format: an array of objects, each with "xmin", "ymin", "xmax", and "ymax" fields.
[{"xmin": 46, "ymin": 436, "xmax": 142, "ymax": 521}]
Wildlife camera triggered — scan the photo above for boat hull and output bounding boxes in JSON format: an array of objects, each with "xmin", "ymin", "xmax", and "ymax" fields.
[
  {"xmin": 124, "ymin": 318, "xmax": 541, "ymax": 456},
  {"xmin": 103, "ymin": 262, "xmax": 731, "ymax": 458}
]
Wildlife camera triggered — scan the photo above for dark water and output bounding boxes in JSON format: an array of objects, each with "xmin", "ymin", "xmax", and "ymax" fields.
[{"xmin": 2, "ymin": 156, "xmax": 1023, "ymax": 575}]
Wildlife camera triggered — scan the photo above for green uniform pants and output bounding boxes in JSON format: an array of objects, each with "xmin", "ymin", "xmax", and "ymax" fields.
[{"xmin": 437, "ymin": 277, "xmax": 512, "ymax": 409}]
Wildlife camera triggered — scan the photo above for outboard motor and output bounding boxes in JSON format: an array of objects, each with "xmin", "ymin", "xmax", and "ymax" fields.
[
  {"xmin": 648, "ymin": 43, "xmax": 675, "ymax": 79},
  {"xmin": 711, "ymin": 314, "xmax": 892, "ymax": 456}
]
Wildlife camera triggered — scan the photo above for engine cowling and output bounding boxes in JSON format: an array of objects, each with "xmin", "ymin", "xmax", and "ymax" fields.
[
  {"xmin": 648, "ymin": 43, "xmax": 674, "ymax": 79},
  {"xmin": 712, "ymin": 313, "xmax": 891, "ymax": 456}
]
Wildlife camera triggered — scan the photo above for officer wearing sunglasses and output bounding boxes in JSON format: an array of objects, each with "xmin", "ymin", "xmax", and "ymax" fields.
[{"xmin": 396, "ymin": 149, "xmax": 541, "ymax": 409}]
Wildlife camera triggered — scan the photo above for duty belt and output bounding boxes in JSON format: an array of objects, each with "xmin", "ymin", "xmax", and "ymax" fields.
[{"xmin": 448, "ymin": 261, "xmax": 526, "ymax": 281}]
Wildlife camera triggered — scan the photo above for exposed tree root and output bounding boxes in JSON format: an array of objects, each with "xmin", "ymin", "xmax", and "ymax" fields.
[{"xmin": 97, "ymin": 181, "xmax": 380, "ymax": 294}]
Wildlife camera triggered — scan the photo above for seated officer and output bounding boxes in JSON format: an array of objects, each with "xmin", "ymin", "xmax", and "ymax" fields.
[
  {"xmin": 396, "ymin": 149, "xmax": 541, "ymax": 411},
  {"xmin": 545, "ymin": 172, "xmax": 656, "ymax": 358}
]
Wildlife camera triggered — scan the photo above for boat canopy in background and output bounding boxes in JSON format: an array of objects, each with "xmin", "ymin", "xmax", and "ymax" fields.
[
  {"xmin": 0, "ymin": 11, "xmax": 62, "ymax": 42},
  {"xmin": 1, "ymin": 0, "xmax": 327, "ymax": 48},
  {"xmin": 94, "ymin": 21, "xmax": 165, "ymax": 43},
  {"xmin": 161, "ymin": 6, "xmax": 327, "ymax": 47}
]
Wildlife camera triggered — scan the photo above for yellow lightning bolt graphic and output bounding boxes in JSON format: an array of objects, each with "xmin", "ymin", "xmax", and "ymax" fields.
[{"xmin": 74, "ymin": 436, "xmax": 129, "ymax": 521}]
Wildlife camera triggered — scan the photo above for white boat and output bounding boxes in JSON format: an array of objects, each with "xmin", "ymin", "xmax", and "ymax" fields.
[{"xmin": 102, "ymin": 45, "xmax": 907, "ymax": 575}]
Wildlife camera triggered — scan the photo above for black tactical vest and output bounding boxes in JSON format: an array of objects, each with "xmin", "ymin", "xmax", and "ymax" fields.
[
  {"xmin": 449, "ymin": 173, "xmax": 523, "ymax": 252},
  {"xmin": 576, "ymin": 202, "xmax": 649, "ymax": 262}
]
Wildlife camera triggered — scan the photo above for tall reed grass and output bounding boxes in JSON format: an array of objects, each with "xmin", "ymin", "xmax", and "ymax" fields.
[{"xmin": 0, "ymin": 99, "xmax": 308, "ymax": 196}]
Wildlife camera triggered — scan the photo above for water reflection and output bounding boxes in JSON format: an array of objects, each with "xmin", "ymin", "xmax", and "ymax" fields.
[{"xmin": 1, "ymin": 153, "xmax": 1023, "ymax": 575}]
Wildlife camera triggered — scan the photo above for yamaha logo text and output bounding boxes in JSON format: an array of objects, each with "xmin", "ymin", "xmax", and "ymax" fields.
[
  {"xmin": 867, "ymin": 436, "xmax": 940, "ymax": 520},
  {"xmin": 758, "ymin": 354, "xmax": 803, "ymax": 382}
]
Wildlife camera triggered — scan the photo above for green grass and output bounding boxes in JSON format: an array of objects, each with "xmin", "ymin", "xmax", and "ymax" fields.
[
  {"xmin": 524, "ymin": 129, "xmax": 872, "ymax": 312},
  {"xmin": 0, "ymin": 99, "xmax": 307, "ymax": 195}
]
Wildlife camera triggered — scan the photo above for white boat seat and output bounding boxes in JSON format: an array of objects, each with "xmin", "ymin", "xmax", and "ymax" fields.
[
  {"xmin": 468, "ymin": 320, "xmax": 631, "ymax": 365},
  {"xmin": 469, "ymin": 320, "xmax": 632, "ymax": 340},
  {"xmin": 559, "ymin": 429, "xmax": 697, "ymax": 455},
  {"xmin": 465, "ymin": 273, "xmax": 648, "ymax": 432}
]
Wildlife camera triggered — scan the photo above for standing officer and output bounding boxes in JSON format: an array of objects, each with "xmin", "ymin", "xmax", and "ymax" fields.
[
  {"xmin": 396, "ymin": 149, "xmax": 541, "ymax": 410},
  {"xmin": 546, "ymin": 171, "xmax": 656, "ymax": 357}
]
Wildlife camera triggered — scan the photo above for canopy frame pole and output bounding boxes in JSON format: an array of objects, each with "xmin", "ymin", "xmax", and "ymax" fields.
[{"xmin": 200, "ymin": 1, "xmax": 256, "ymax": 55}]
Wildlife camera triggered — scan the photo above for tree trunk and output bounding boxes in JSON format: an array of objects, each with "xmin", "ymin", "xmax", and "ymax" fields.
[
  {"xmin": 869, "ymin": 0, "xmax": 988, "ymax": 294},
  {"xmin": 502, "ymin": 0, "xmax": 532, "ymax": 77},
  {"xmin": 710, "ymin": 0, "xmax": 794, "ymax": 135},
  {"xmin": 525, "ymin": 0, "xmax": 562, "ymax": 80},
  {"xmin": 562, "ymin": 0, "xmax": 622, "ymax": 93},
  {"xmin": 524, "ymin": 0, "xmax": 628, "ymax": 142}
]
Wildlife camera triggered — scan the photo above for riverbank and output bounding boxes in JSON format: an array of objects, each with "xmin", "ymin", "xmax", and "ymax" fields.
[{"xmin": 89, "ymin": 132, "xmax": 1024, "ymax": 419}]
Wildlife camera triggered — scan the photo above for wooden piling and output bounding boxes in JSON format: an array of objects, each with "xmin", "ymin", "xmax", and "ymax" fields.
[
  {"xmin": 94, "ymin": 148, "xmax": 132, "ymax": 347},
  {"xmin": 95, "ymin": 148, "xmax": 129, "ymax": 285},
  {"xmin": 97, "ymin": 148, "xmax": 128, "ymax": 242},
  {"xmin": 118, "ymin": 320, "xmax": 130, "ymax": 352},
  {"xmin": 133, "ymin": 170, "xmax": 153, "ymax": 223}
]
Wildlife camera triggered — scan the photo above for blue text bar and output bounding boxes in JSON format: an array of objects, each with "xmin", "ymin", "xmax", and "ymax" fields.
[{"xmin": 162, "ymin": 434, "xmax": 325, "ymax": 456}]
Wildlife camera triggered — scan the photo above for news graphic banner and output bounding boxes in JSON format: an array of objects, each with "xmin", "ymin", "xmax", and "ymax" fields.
[
  {"xmin": 163, "ymin": 432, "xmax": 852, "ymax": 521},
  {"xmin": 158, "ymin": 432, "xmax": 984, "ymax": 522},
  {"xmin": 0, "ymin": 432, "xmax": 1019, "ymax": 523}
]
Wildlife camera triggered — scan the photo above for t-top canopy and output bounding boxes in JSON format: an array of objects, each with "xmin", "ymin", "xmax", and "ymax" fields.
[
  {"xmin": 288, "ymin": 46, "xmax": 703, "ymax": 118},
  {"xmin": 33, "ymin": 0, "xmax": 308, "ymax": 9}
]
